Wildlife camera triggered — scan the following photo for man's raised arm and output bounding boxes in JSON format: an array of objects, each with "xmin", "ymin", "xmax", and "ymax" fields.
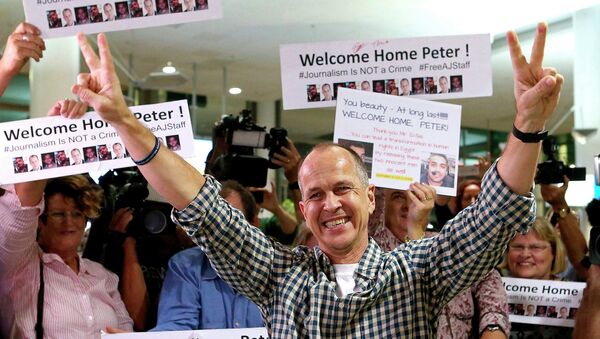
[
  {"xmin": 497, "ymin": 22, "xmax": 564, "ymax": 195},
  {"xmin": 71, "ymin": 33, "xmax": 204, "ymax": 210}
]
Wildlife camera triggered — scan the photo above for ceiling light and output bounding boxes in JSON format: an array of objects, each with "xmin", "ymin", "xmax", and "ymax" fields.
[
  {"xmin": 229, "ymin": 87, "xmax": 242, "ymax": 95},
  {"xmin": 162, "ymin": 61, "xmax": 176, "ymax": 74}
]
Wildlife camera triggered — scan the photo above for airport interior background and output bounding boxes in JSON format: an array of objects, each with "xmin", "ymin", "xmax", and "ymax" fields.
[{"xmin": 1, "ymin": 1, "xmax": 599, "ymax": 224}]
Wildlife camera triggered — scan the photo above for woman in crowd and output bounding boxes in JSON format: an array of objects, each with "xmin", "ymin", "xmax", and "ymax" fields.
[
  {"xmin": 501, "ymin": 217, "xmax": 571, "ymax": 338},
  {"xmin": 0, "ymin": 21, "xmax": 130, "ymax": 337},
  {"xmin": 0, "ymin": 173, "xmax": 133, "ymax": 337}
]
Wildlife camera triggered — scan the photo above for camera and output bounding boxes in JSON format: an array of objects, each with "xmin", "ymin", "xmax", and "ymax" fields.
[
  {"xmin": 534, "ymin": 136, "xmax": 586, "ymax": 184},
  {"xmin": 99, "ymin": 167, "xmax": 174, "ymax": 236},
  {"xmin": 211, "ymin": 109, "xmax": 288, "ymax": 188}
]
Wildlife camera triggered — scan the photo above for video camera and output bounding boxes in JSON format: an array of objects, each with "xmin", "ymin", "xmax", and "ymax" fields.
[
  {"xmin": 211, "ymin": 109, "xmax": 288, "ymax": 188},
  {"xmin": 535, "ymin": 136, "xmax": 586, "ymax": 184},
  {"xmin": 99, "ymin": 167, "xmax": 174, "ymax": 237}
]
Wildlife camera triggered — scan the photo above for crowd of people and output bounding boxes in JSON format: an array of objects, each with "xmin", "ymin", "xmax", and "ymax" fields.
[{"xmin": 1, "ymin": 19, "xmax": 600, "ymax": 339}]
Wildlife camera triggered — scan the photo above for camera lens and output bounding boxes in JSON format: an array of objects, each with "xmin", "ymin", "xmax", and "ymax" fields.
[{"xmin": 144, "ymin": 209, "xmax": 167, "ymax": 234}]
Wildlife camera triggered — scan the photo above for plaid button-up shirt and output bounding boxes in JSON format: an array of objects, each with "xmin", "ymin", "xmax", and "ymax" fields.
[{"xmin": 174, "ymin": 164, "xmax": 535, "ymax": 338}]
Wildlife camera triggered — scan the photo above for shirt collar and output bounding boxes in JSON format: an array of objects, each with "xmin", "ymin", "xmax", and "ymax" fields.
[{"xmin": 39, "ymin": 247, "xmax": 101, "ymax": 277}]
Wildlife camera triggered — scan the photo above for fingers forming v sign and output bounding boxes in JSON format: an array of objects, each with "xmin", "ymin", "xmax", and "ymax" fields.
[
  {"xmin": 508, "ymin": 22, "xmax": 564, "ymax": 128},
  {"xmin": 71, "ymin": 33, "xmax": 129, "ymax": 124}
]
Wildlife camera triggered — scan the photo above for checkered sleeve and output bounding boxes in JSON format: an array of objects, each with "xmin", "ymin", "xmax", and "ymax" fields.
[
  {"xmin": 409, "ymin": 160, "xmax": 535, "ymax": 319},
  {"xmin": 171, "ymin": 176, "xmax": 294, "ymax": 310}
]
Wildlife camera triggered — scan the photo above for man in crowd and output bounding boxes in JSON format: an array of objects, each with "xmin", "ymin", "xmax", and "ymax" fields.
[
  {"xmin": 152, "ymin": 181, "xmax": 263, "ymax": 330},
  {"xmin": 72, "ymin": 21, "xmax": 562, "ymax": 336},
  {"xmin": 420, "ymin": 153, "xmax": 453, "ymax": 187}
]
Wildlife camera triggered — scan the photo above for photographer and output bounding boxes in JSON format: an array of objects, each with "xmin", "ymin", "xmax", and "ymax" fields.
[
  {"xmin": 541, "ymin": 176, "xmax": 588, "ymax": 280},
  {"xmin": 83, "ymin": 168, "xmax": 195, "ymax": 330},
  {"xmin": 207, "ymin": 113, "xmax": 304, "ymax": 244}
]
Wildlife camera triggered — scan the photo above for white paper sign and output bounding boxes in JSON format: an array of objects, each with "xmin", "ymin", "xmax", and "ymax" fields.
[
  {"xmin": 102, "ymin": 327, "xmax": 269, "ymax": 339},
  {"xmin": 333, "ymin": 87, "xmax": 461, "ymax": 196},
  {"xmin": 503, "ymin": 277, "xmax": 585, "ymax": 327},
  {"xmin": 280, "ymin": 34, "xmax": 491, "ymax": 110},
  {"xmin": 24, "ymin": 0, "xmax": 222, "ymax": 39},
  {"xmin": 0, "ymin": 100, "xmax": 193, "ymax": 184}
]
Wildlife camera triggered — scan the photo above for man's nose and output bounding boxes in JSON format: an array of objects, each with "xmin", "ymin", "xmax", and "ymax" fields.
[{"xmin": 323, "ymin": 192, "xmax": 342, "ymax": 211}]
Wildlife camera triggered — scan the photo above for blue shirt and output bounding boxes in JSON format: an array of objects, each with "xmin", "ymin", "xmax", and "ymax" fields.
[{"xmin": 151, "ymin": 247, "xmax": 264, "ymax": 331}]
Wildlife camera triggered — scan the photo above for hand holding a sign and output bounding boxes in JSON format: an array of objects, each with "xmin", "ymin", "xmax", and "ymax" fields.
[
  {"xmin": 508, "ymin": 22, "xmax": 563, "ymax": 132},
  {"xmin": 0, "ymin": 22, "xmax": 45, "ymax": 96},
  {"xmin": 406, "ymin": 183, "xmax": 436, "ymax": 240}
]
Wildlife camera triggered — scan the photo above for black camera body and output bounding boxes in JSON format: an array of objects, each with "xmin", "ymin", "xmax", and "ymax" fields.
[
  {"xmin": 535, "ymin": 136, "xmax": 586, "ymax": 184},
  {"xmin": 212, "ymin": 110, "xmax": 288, "ymax": 187},
  {"xmin": 99, "ymin": 167, "xmax": 173, "ymax": 237}
]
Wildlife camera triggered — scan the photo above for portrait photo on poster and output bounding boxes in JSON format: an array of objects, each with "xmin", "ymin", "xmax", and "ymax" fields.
[
  {"xmin": 420, "ymin": 152, "xmax": 455, "ymax": 188},
  {"xmin": 337, "ymin": 138, "xmax": 374, "ymax": 179}
]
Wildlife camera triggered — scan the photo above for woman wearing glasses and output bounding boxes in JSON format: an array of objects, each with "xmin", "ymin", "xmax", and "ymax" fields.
[
  {"xmin": 501, "ymin": 217, "xmax": 572, "ymax": 338},
  {"xmin": 0, "ymin": 175, "xmax": 133, "ymax": 338}
]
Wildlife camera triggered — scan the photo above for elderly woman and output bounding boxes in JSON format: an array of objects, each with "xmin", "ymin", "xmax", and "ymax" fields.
[
  {"xmin": 501, "ymin": 217, "xmax": 571, "ymax": 338},
  {"xmin": 0, "ymin": 175, "xmax": 133, "ymax": 337},
  {"xmin": 502, "ymin": 217, "xmax": 567, "ymax": 280}
]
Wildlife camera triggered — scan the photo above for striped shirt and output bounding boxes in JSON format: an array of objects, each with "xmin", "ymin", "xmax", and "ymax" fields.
[
  {"xmin": 0, "ymin": 185, "xmax": 133, "ymax": 339},
  {"xmin": 175, "ymin": 164, "xmax": 535, "ymax": 338}
]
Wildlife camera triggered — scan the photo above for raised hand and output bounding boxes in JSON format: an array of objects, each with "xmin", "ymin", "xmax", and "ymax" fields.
[
  {"xmin": 71, "ymin": 33, "xmax": 129, "ymax": 124},
  {"xmin": 0, "ymin": 22, "xmax": 45, "ymax": 76},
  {"xmin": 0, "ymin": 22, "xmax": 45, "ymax": 97},
  {"xmin": 540, "ymin": 176, "xmax": 569, "ymax": 210},
  {"xmin": 508, "ymin": 22, "xmax": 564, "ymax": 131},
  {"xmin": 271, "ymin": 137, "xmax": 302, "ymax": 182}
]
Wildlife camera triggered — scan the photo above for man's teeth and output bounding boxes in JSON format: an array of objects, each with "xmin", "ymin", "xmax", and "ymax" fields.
[{"xmin": 325, "ymin": 219, "xmax": 347, "ymax": 228}]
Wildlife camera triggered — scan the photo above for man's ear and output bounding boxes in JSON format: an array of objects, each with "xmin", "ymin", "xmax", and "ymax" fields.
[{"xmin": 367, "ymin": 184, "xmax": 376, "ymax": 215}]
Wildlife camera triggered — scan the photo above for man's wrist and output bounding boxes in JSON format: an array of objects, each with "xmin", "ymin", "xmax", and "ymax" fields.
[{"xmin": 513, "ymin": 116, "xmax": 546, "ymax": 133}]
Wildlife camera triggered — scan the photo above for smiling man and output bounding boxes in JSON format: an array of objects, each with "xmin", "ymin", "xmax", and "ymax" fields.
[{"xmin": 70, "ymin": 22, "xmax": 562, "ymax": 336}]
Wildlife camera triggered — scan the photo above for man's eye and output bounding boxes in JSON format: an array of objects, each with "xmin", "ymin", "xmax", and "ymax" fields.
[{"xmin": 309, "ymin": 192, "xmax": 322, "ymax": 199}]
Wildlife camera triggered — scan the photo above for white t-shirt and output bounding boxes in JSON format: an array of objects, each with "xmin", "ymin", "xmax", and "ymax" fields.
[{"xmin": 333, "ymin": 263, "xmax": 360, "ymax": 297}]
